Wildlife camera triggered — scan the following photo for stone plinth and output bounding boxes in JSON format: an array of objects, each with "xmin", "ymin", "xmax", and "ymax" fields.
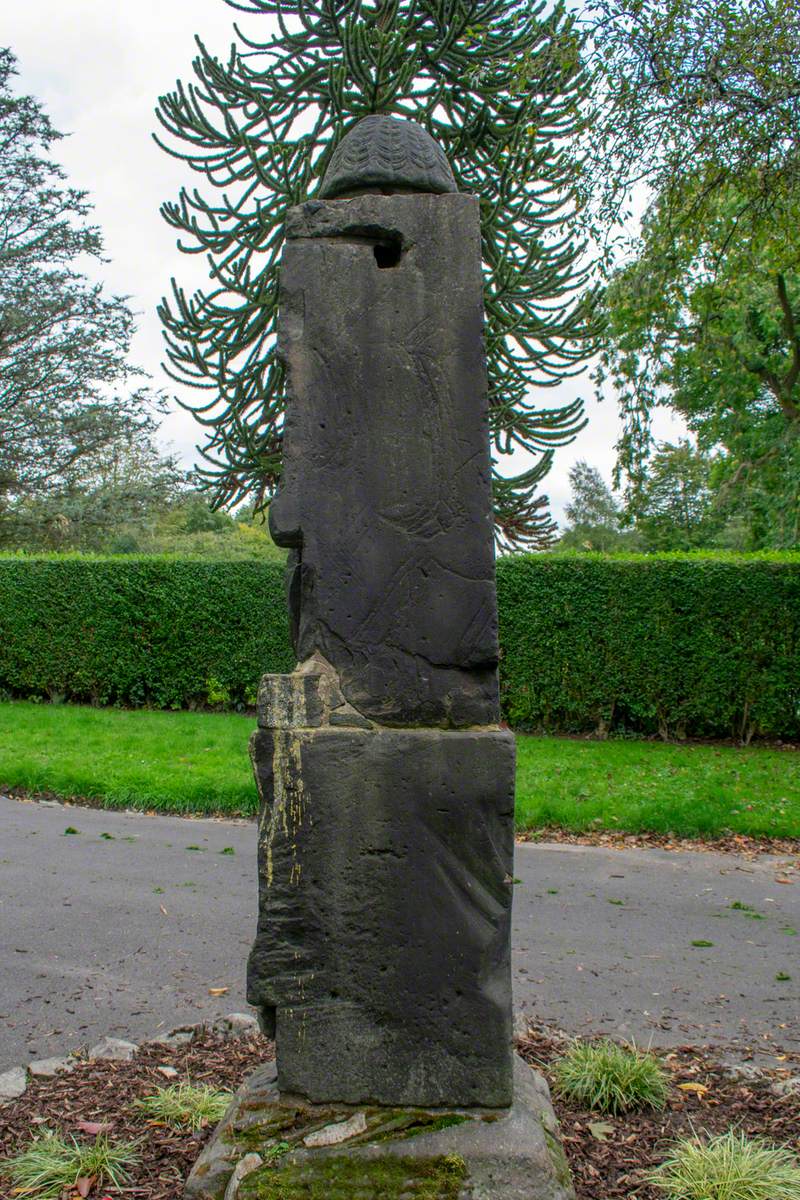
[
  {"xmin": 185, "ymin": 1057, "xmax": 576, "ymax": 1200},
  {"xmin": 247, "ymin": 667, "xmax": 516, "ymax": 1108}
]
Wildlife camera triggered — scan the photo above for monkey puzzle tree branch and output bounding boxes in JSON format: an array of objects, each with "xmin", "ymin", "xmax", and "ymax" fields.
[{"xmin": 155, "ymin": 0, "xmax": 598, "ymax": 548}]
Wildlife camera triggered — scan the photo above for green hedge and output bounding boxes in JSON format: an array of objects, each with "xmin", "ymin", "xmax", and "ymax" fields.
[
  {"xmin": 0, "ymin": 557, "xmax": 292, "ymax": 710},
  {"xmin": 1, "ymin": 553, "xmax": 798, "ymax": 738},
  {"xmin": 497, "ymin": 553, "xmax": 800, "ymax": 741}
]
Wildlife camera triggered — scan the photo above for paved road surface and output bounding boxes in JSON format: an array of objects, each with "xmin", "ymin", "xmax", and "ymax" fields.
[{"xmin": 1, "ymin": 796, "xmax": 797, "ymax": 1070}]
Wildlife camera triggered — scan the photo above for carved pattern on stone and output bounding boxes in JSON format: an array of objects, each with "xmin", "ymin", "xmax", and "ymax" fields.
[{"xmin": 320, "ymin": 114, "xmax": 457, "ymax": 198}]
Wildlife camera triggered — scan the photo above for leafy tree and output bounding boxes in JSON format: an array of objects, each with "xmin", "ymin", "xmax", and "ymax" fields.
[
  {"xmin": 582, "ymin": 0, "xmax": 800, "ymax": 253},
  {"xmin": 558, "ymin": 459, "xmax": 630, "ymax": 551},
  {"xmin": 0, "ymin": 49, "xmax": 166, "ymax": 524},
  {"xmin": 598, "ymin": 182, "xmax": 800, "ymax": 548},
  {"xmin": 155, "ymin": 0, "xmax": 598, "ymax": 547},
  {"xmin": 140, "ymin": 496, "xmax": 285, "ymax": 559},
  {"xmin": 626, "ymin": 439, "xmax": 718, "ymax": 551},
  {"xmin": 1, "ymin": 429, "xmax": 188, "ymax": 551}
]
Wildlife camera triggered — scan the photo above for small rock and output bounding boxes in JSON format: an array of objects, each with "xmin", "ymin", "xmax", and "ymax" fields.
[
  {"xmin": 223, "ymin": 1153, "xmax": 262, "ymax": 1200},
  {"xmin": 157, "ymin": 1065, "xmax": 179, "ymax": 1079},
  {"xmin": 720, "ymin": 1060, "xmax": 764, "ymax": 1083},
  {"xmin": 771, "ymin": 1076, "xmax": 800, "ymax": 1097},
  {"xmin": 0, "ymin": 1066, "xmax": 28, "ymax": 1103},
  {"xmin": 303, "ymin": 1111, "xmax": 368, "ymax": 1147},
  {"xmin": 214, "ymin": 1013, "xmax": 260, "ymax": 1039},
  {"xmin": 88, "ymin": 1037, "xmax": 138, "ymax": 1062},
  {"xmin": 29, "ymin": 1057, "xmax": 76, "ymax": 1078},
  {"xmin": 152, "ymin": 1027, "xmax": 197, "ymax": 1048}
]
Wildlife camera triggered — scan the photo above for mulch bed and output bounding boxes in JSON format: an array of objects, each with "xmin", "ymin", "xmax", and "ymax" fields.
[
  {"xmin": 2, "ymin": 1027, "xmax": 799, "ymax": 1199},
  {"xmin": 0, "ymin": 1031, "xmax": 274, "ymax": 1200},
  {"xmin": 519, "ymin": 1026, "xmax": 800, "ymax": 1200},
  {"xmin": 521, "ymin": 826, "xmax": 800, "ymax": 861}
]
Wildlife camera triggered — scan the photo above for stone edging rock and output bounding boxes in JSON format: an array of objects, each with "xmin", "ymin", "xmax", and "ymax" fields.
[{"xmin": 0, "ymin": 1012, "xmax": 260, "ymax": 1106}]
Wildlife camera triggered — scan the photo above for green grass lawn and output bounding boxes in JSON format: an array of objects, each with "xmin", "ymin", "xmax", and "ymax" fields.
[
  {"xmin": 515, "ymin": 735, "xmax": 799, "ymax": 838},
  {"xmin": 0, "ymin": 701, "xmax": 798, "ymax": 837}
]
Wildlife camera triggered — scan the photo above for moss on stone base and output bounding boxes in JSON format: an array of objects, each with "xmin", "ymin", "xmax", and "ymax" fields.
[
  {"xmin": 238, "ymin": 1152, "xmax": 468, "ymax": 1199},
  {"xmin": 225, "ymin": 1106, "xmax": 469, "ymax": 1156}
]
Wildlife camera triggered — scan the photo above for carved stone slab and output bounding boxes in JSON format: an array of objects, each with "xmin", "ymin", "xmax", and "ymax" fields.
[{"xmin": 270, "ymin": 192, "xmax": 499, "ymax": 728}]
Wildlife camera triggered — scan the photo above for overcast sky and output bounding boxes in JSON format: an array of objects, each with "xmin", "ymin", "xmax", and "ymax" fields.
[{"xmin": 6, "ymin": 0, "xmax": 683, "ymax": 526}]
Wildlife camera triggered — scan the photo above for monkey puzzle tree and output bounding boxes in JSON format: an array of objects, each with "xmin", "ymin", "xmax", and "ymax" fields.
[{"xmin": 155, "ymin": 0, "xmax": 596, "ymax": 547}]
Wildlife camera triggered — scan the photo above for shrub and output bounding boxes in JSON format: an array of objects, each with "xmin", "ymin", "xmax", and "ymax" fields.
[
  {"xmin": 648, "ymin": 1130, "xmax": 800, "ymax": 1200},
  {"xmin": 0, "ymin": 556, "xmax": 292, "ymax": 711},
  {"xmin": 551, "ymin": 1038, "xmax": 669, "ymax": 1114},
  {"xmin": 497, "ymin": 552, "xmax": 800, "ymax": 741},
  {"xmin": 1, "ymin": 551, "xmax": 798, "ymax": 737}
]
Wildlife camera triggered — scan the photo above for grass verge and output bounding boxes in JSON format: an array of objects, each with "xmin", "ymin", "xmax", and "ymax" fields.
[
  {"xmin": 516, "ymin": 734, "xmax": 800, "ymax": 839},
  {"xmin": 1, "ymin": 701, "xmax": 798, "ymax": 837},
  {"xmin": 0, "ymin": 701, "xmax": 255, "ymax": 815}
]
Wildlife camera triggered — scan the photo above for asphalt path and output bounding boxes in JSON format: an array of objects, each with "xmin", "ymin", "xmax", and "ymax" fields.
[{"xmin": 1, "ymin": 795, "xmax": 798, "ymax": 1071}]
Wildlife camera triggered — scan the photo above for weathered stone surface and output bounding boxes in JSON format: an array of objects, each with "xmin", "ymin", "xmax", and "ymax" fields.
[
  {"xmin": 0, "ymin": 1066, "xmax": 27, "ymax": 1103},
  {"xmin": 89, "ymin": 1036, "xmax": 138, "ymax": 1061},
  {"xmin": 29, "ymin": 1056, "xmax": 76, "ymax": 1077},
  {"xmin": 223, "ymin": 1153, "xmax": 262, "ymax": 1200},
  {"xmin": 270, "ymin": 191, "xmax": 499, "ymax": 729},
  {"xmin": 303, "ymin": 1112, "xmax": 368, "ymax": 1148},
  {"xmin": 319, "ymin": 114, "xmax": 457, "ymax": 199},
  {"xmin": 214, "ymin": 1013, "xmax": 260, "ymax": 1039},
  {"xmin": 245, "ymin": 132, "xmax": 518, "ymax": 1122},
  {"xmin": 151, "ymin": 1028, "xmax": 196, "ymax": 1048},
  {"xmin": 185, "ymin": 1057, "xmax": 574, "ymax": 1200},
  {"xmin": 247, "ymin": 724, "xmax": 515, "ymax": 1107},
  {"xmin": 771, "ymin": 1075, "xmax": 800, "ymax": 1097}
]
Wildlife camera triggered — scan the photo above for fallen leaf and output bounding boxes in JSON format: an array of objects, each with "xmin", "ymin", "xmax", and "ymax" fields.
[
  {"xmin": 75, "ymin": 1120, "xmax": 111, "ymax": 1135},
  {"xmin": 588, "ymin": 1121, "xmax": 615, "ymax": 1141},
  {"xmin": 76, "ymin": 1176, "xmax": 95, "ymax": 1197},
  {"xmin": 775, "ymin": 877, "xmax": 793, "ymax": 885},
  {"xmin": 157, "ymin": 1065, "xmax": 179, "ymax": 1079},
  {"xmin": 209, "ymin": 986, "xmax": 229, "ymax": 996},
  {"xmin": 678, "ymin": 1082, "xmax": 710, "ymax": 1095},
  {"xmin": 159, "ymin": 904, "xmax": 168, "ymax": 916}
]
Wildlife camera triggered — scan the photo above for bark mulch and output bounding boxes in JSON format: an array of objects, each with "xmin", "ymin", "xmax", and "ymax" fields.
[
  {"xmin": 520, "ymin": 826, "xmax": 800, "ymax": 861},
  {"xmin": 518, "ymin": 1025, "xmax": 800, "ymax": 1200},
  {"xmin": 1, "ymin": 1027, "xmax": 799, "ymax": 1199},
  {"xmin": 0, "ymin": 1030, "xmax": 274, "ymax": 1200}
]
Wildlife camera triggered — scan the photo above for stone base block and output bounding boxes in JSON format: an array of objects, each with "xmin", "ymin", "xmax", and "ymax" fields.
[
  {"xmin": 247, "ymin": 722, "xmax": 516, "ymax": 1108},
  {"xmin": 185, "ymin": 1056, "xmax": 575, "ymax": 1200}
]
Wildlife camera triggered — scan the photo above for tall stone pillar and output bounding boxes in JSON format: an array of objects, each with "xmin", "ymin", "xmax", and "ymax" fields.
[{"xmin": 187, "ymin": 116, "xmax": 574, "ymax": 1200}]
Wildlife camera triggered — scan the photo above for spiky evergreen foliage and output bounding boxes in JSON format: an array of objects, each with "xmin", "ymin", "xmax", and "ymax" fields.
[{"xmin": 155, "ymin": 0, "xmax": 596, "ymax": 547}]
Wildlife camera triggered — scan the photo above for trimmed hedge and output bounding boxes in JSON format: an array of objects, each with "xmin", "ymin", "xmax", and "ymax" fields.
[
  {"xmin": 497, "ymin": 553, "xmax": 800, "ymax": 741},
  {"xmin": 0, "ymin": 552, "xmax": 798, "ymax": 738},
  {"xmin": 0, "ymin": 557, "xmax": 292, "ymax": 711}
]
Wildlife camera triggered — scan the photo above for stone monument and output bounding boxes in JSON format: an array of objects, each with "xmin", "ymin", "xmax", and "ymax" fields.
[{"xmin": 186, "ymin": 115, "xmax": 574, "ymax": 1200}]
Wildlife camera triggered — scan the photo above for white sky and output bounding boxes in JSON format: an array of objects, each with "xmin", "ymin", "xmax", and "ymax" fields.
[{"xmin": 5, "ymin": 0, "xmax": 683, "ymax": 527}]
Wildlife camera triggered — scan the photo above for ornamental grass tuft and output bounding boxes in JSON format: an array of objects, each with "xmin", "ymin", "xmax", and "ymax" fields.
[
  {"xmin": 4, "ymin": 1129, "xmax": 139, "ymax": 1198},
  {"xmin": 135, "ymin": 1081, "xmax": 234, "ymax": 1130},
  {"xmin": 648, "ymin": 1130, "xmax": 800, "ymax": 1200},
  {"xmin": 551, "ymin": 1038, "xmax": 669, "ymax": 1114}
]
